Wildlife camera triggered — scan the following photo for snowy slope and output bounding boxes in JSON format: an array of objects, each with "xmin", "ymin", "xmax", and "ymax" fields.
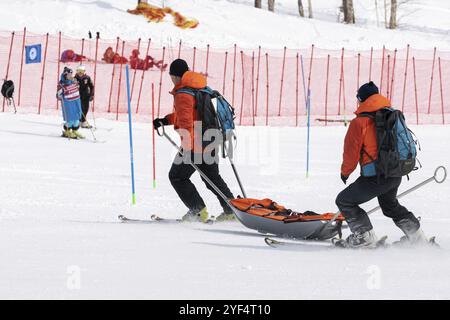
[
  {"xmin": 0, "ymin": 0, "xmax": 449, "ymax": 50},
  {"xmin": 0, "ymin": 112, "xmax": 449, "ymax": 299}
]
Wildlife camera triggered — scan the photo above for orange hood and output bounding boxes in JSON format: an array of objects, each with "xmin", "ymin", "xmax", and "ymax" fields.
[
  {"xmin": 172, "ymin": 71, "xmax": 207, "ymax": 93},
  {"xmin": 354, "ymin": 94, "xmax": 391, "ymax": 115}
]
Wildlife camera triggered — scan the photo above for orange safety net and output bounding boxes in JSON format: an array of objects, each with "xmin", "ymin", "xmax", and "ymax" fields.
[
  {"xmin": 1, "ymin": 30, "xmax": 449, "ymax": 126},
  {"xmin": 127, "ymin": 3, "xmax": 199, "ymax": 30}
]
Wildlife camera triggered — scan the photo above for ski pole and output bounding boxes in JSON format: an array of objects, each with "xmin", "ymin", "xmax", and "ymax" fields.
[
  {"xmin": 125, "ymin": 65, "xmax": 137, "ymax": 205},
  {"xmin": 366, "ymin": 166, "xmax": 447, "ymax": 215},
  {"xmin": 306, "ymin": 89, "xmax": 311, "ymax": 178},
  {"xmin": 223, "ymin": 136, "xmax": 247, "ymax": 198},
  {"xmin": 81, "ymin": 110, "xmax": 97, "ymax": 142},
  {"xmin": 319, "ymin": 166, "xmax": 447, "ymax": 237},
  {"xmin": 156, "ymin": 124, "xmax": 235, "ymax": 211},
  {"xmin": 229, "ymin": 157, "xmax": 247, "ymax": 198}
]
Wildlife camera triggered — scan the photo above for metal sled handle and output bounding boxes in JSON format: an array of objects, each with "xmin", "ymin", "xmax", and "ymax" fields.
[
  {"xmin": 156, "ymin": 121, "xmax": 165, "ymax": 137},
  {"xmin": 433, "ymin": 166, "xmax": 447, "ymax": 184}
]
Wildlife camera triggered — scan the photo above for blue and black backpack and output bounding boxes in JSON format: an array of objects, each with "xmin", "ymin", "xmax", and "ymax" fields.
[
  {"xmin": 359, "ymin": 108, "xmax": 419, "ymax": 180},
  {"xmin": 176, "ymin": 86, "xmax": 236, "ymax": 157}
]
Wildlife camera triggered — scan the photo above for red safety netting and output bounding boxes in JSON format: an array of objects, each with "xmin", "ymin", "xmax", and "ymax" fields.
[{"xmin": 1, "ymin": 30, "xmax": 449, "ymax": 126}]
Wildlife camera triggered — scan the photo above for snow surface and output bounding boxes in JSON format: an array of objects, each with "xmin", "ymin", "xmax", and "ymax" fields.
[
  {"xmin": 0, "ymin": 0, "xmax": 449, "ymax": 50},
  {"xmin": 1, "ymin": 112, "xmax": 449, "ymax": 299}
]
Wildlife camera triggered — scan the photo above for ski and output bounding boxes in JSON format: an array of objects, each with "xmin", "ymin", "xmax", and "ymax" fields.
[
  {"xmin": 332, "ymin": 235, "xmax": 389, "ymax": 249},
  {"xmin": 264, "ymin": 236, "xmax": 389, "ymax": 250},
  {"xmin": 118, "ymin": 214, "xmax": 215, "ymax": 224}
]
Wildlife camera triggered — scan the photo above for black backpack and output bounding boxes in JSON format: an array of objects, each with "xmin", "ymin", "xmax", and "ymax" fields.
[
  {"xmin": 359, "ymin": 108, "xmax": 419, "ymax": 180},
  {"xmin": 1, "ymin": 80, "xmax": 14, "ymax": 99}
]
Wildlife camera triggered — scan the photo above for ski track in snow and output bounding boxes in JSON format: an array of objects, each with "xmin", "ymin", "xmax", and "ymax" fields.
[{"xmin": 0, "ymin": 112, "xmax": 449, "ymax": 299}]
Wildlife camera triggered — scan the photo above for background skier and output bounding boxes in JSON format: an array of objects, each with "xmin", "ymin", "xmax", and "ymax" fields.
[
  {"xmin": 153, "ymin": 59, "xmax": 235, "ymax": 223},
  {"xmin": 74, "ymin": 65, "xmax": 95, "ymax": 128},
  {"xmin": 335, "ymin": 81, "xmax": 428, "ymax": 248},
  {"xmin": 57, "ymin": 67, "xmax": 83, "ymax": 139}
]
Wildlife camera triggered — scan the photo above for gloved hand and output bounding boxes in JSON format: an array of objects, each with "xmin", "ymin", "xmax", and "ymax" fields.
[
  {"xmin": 153, "ymin": 117, "xmax": 169, "ymax": 129},
  {"xmin": 341, "ymin": 174, "xmax": 348, "ymax": 185},
  {"xmin": 89, "ymin": 95, "xmax": 94, "ymax": 101}
]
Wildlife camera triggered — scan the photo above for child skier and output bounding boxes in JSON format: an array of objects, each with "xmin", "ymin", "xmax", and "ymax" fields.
[
  {"xmin": 153, "ymin": 59, "xmax": 235, "ymax": 223},
  {"xmin": 57, "ymin": 67, "xmax": 84, "ymax": 139},
  {"xmin": 74, "ymin": 65, "xmax": 95, "ymax": 128},
  {"xmin": 335, "ymin": 81, "xmax": 428, "ymax": 248}
]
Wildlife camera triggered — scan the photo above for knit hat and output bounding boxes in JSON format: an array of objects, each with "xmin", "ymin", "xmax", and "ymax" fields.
[
  {"xmin": 169, "ymin": 59, "xmax": 189, "ymax": 77},
  {"xmin": 357, "ymin": 81, "xmax": 379, "ymax": 102}
]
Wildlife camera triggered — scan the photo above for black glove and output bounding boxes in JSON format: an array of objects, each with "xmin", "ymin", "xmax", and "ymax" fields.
[
  {"xmin": 153, "ymin": 117, "xmax": 169, "ymax": 129},
  {"xmin": 341, "ymin": 174, "xmax": 348, "ymax": 185}
]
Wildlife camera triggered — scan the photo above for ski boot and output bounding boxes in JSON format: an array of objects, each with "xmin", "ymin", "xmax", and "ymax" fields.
[
  {"xmin": 215, "ymin": 211, "xmax": 236, "ymax": 222},
  {"xmin": 62, "ymin": 129, "xmax": 72, "ymax": 138},
  {"xmin": 72, "ymin": 130, "xmax": 85, "ymax": 139},
  {"xmin": 337, "ymin": 229, "xmax": 379, "ymax": 249},
  {"xmin": 393, "ymin": 228, "xmax": 438, "ymax": 247},
  {"xmin": 80, "ymin": 121, "xmax": 92, "ymax": 129},
  {"xmin": 181, "ymin": 207, "xmax": 209, "ymax": 223}
]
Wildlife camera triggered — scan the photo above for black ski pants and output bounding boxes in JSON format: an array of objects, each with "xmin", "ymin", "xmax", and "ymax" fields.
[
  {"xmin": 336, "ymin": 176, "xmax": 420, "ymax": 234},
  {"xmin": 80, "ymin": 97, "xmax": 90, "ymax": 122},
  {"xmin": 169, "ymin": 152, "xmax": 234, "ymax": 214}
]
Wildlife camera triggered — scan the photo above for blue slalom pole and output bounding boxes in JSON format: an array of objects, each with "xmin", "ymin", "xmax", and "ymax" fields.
[
  {"xmin": 125, "ymin": 65, "xmax": 137, "ymax": 205},
  {"xmin": 300, "ymin": 55, "xmax": 311, "ymax": 178}
]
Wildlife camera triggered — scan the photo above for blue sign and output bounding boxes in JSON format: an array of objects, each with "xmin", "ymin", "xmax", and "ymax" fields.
[{"xmin": 25, "ymin": 44, "xmax": 42, "ymax": 64}]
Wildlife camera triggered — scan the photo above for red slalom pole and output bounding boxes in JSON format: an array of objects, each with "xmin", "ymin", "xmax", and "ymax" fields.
[
  {"xmin": 232, "ymin": 44, "xmax": 237, "ymax": 107},
  {"xmin": 277, "ymin": 46, "xmax": 287, "ymax": 116},
  {"xmin": 386, "ymin": 54, "xmax": 390, "ymax": 99},
  {"xmin": 115, "ymin": 40, "xmax": 126, "ymax": 120},
  {"xmin": 157, "ymin": 46, "xmax": 166, "ymax": 117},
  {"xmin": 265, "ymin": 53, "xmax": 269, "ymax": 126},
  {"xmin": 239, "ymin": 51, "xmax": 245, "ymax": 126},
  {"xmin": 205, "ymin": 44, "xmax": 210, "ymax": 79},
  {"xmin": 338, "ymin": 48, "xmax": 344, "ymax": 115},
  {"xmin": 108, "ymin": 37, "xmax": 120, "ymax": 113},
  {"xmin": 427, "ymin": 47, "xmax": 437, "ymax": 114},
  {"xmin": 192, "ymin": 47, "xmax": 196, "ymax": 72},
  {"xmin": 18, "ymin": 27, "xmax": 26, "ymax": 107},
  {"xmin": 438, "ymin": 57, "xmax": 445, "ymax": 125},
  {"xmin": 380, "ymin": 45, "xmax": 385, "ymax": 93},
  {"xmin": 369, "ymin": 47, "xmax": 373, "ymax": 81},
  {"xmin": 222, "ymin": 51, "xmax": 228, "ymax": 95},
  {"xmin": 2, "ymin": 32, "xmax": 15, "ymax": 112},
  {"xmin": 325, "ymin": 55, "xmax": 330, "ymax": 126},
  {"xmin": 356, "ymin": 53, "xmax": 361, "ymax": 109},
  {"xmin": 37, "ymin": 33, "xmax": 49, "ymax": 115},
  {"xmin": 412, "ymin": 57, "xmax": 419, "ymax": 125},
  {"xmin": 136, "ymin": 38, "xmax": 151, "ymax": 114},
  {"xmin": 295, "ymin": 53, "xmax": 299, "ymax": 127},
  {"xmin": 130, "ymin": 38, "xmax": 141, "ymax": 101},
  {"xmin": 251, "ymin": 51, "xmax": 255, "ymax": 126},
  {"xmin": 390, "ymin": 49, "xmax": 397, "ymax": 101},
  {"xmin": 255, "ymin": 46, "xmax": 261, "ymax": 117},
  {"xmin": 342, "ymin": 48, "xmax": 347, "ymax": 121},
  {"xmin": 401, "ymin": 44, "xmax": 410, "ymax": 113},
  {"xmin": 56, "ymin": 31, "xmax": 61, "ymax": 109},
  {"xmin": 152, "ymin": 83, "xmax": 156, "ymax": 188},
  {"xmin": 92, "ymin": 33, "xmax": 99, "ymax": 113},
  {"xmin": 80, "ymin": 38, "xmax": 85, "ymax": 58}
]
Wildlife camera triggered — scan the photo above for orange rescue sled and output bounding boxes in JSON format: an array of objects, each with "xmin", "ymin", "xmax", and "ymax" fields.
[{"xmin": 229, "ymin": 198, "xmax": 345, "ymax": 240}]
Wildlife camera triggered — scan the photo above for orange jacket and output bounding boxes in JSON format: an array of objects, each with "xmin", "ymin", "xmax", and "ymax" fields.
[
  {"xmin": 165, "ymin": 71, "xmax": 207, "ymax": 152},
  {"xmin": 341, "ymin": 94, "xmax": 391, "ymax": 177}
]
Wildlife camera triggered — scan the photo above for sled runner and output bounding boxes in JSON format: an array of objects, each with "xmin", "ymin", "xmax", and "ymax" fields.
[{"xmin": 229, "ymin": 198, "xmax": 344, "ymax": 240}]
